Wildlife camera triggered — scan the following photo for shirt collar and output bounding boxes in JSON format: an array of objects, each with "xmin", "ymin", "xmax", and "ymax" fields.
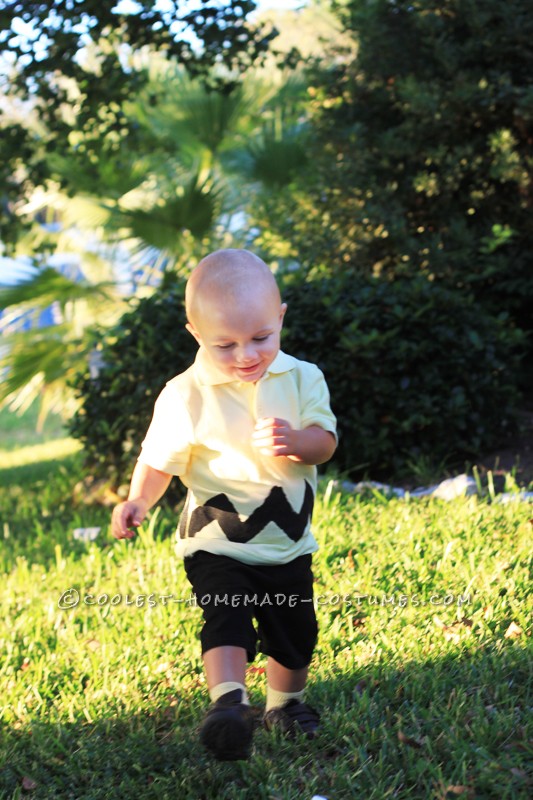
[{"xmin": 194, "ymin": 348, "xmax": 295, "ymax": 386}]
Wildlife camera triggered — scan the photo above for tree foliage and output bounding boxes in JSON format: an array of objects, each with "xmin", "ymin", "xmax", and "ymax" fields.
[
  {"xmin": 253, "ymin": 0, "xmax": 533, "ymax": 352},
  {"xmin": 0, "ymin": 1, "xmax": 273, "ymax": 97},
  {"xmin": 281, "ymin": 270, "xmax": 523, "ymax": 477},
  {"xmin": 0, "ymin": 263, "xmax": 124, "ymax": 421},
  {"xmin": 0, "ymin": 1, "xmax": 277, "ymax": 247},
  {"xmin": 0, "ymin": 47, "xmax": 311, "ymax": 417}
]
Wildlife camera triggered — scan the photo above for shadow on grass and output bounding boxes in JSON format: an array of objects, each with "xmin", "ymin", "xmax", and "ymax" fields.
[
  {"xmin": 0, "ymin": 451, "xmax": 180, "ymax": 572},
  {"xmin": 1, "ymin": 645, "xmax": 530, "ymax": 800},
  {"xmin": 0, "ymin": 453, "xmax": 115, "ymax": 572},
  {"xmin": 0, "ymin": 453, "xmax": 82, "ymax": 489}
]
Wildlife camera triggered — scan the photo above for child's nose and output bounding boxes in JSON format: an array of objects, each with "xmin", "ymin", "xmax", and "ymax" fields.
[{"xmin": 235, "ymin": 343, "xmax": 256, "ymax": 363}]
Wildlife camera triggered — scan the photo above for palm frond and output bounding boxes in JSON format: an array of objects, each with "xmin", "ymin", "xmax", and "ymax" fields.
[
  {"xmin": 248, "ymin": 128, "xmax": 309, "ymax": 187},
  {"xmin": 0, "ymin": 325, "xmax": 86, "ymax": 404},
  {"xmin": 0, "ymin": 267, "xmax": 115, "ymax": 313},
  {"xmin": 177, "ymin": 82, "xmax": 249, "ymax": 154},
  {"xmin": 126, "ymin": 66, "xmax": 269, "ymax": 159},
  {"xmin": 107, "ymin": 174, "xmax": 222, "ymax": 253},
  {"xmin": 46, "ymin": 142, "xmax": 155, "ymax": 199},
  {"xmin": 57, "ymin": 195, "xmax": 113, "ymax": 231}
]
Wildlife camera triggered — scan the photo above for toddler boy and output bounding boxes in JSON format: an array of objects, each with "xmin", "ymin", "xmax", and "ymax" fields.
[{"xmin": 112, "ymin": 249, "xmax": 337, "ymax": 760}]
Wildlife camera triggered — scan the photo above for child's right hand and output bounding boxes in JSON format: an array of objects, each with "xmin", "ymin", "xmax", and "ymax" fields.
[{"xmin": 111, "ymin": 500, "xmax": 146, "ymax": 540}]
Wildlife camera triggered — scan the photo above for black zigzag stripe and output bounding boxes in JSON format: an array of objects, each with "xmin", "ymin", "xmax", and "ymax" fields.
[{"xmin": 186, "ymin": 481, "xmax": 314, "ymax": 543}]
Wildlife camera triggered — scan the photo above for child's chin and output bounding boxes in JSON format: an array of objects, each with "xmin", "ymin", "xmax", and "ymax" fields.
[{"xmin": 235, "ymin": 366, "xmax": 264, "ymax": 382}]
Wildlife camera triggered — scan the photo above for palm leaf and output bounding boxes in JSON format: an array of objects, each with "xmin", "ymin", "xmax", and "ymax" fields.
[
  {"xmin": 107, "ymin": 174, "xmax": 222, "ymax": 253},
  {"xmin": 0, "ymin": 324, "xmax": 88, "ymax": 410},
  {"xmin": 0, "ymin": 266, "xmax": 115, "ymax": 312},
  {"xmin": 127, "ymin": 66, "xmax": 263, "ymax": 159},
  {"xmin": 46, "ymin": 141, "xmax": 155, "ymax": 199},
  {"xmin": 248, "ymin": 129, "xmax": 309, "ymax": 187},
  {"xmin": 0, "ymin": 262, "xmax": 125, "ymax": 418}
]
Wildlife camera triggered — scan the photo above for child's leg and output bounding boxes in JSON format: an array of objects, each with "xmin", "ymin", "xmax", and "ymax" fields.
[
  {"xmin": 203, "ymin": 645, "xmax": 247, "ymax": 688},
  {"xmin": 199, "ymin": 645, "xmax": 255, "ymax": 760},
  {"xmin": 266, "ymin": 658, "xmax": 308, "ymax": 691},
  {"xmin": 184, "ymin": 554, "xmax": 257, "ymax": 759},
  {"xmin": 256, "ymin": 556, "xmax": 320, "ymax": 735},
  {"xmin": 203, "ymin": 645, "xmax": 248, "ymax": 703},
  {"xmin": 184, "ymin": 552, "xmax": 256, "ymax": 703},
  {"xmin": 265, "ymin": 658, "xmax": 308, "ymax": 710},
  {"xmin": 264, "ymin": 657, "xmax": 319, "ymax": 737}
]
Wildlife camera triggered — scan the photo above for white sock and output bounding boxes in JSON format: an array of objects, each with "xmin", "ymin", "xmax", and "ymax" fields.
[
  {"xmin": 209, "ymin": 681, "xmax": 249, "ymax": 705},
  {"xmin": 266, "ymin": 686, "xmax": 305, "ymax": 712}
]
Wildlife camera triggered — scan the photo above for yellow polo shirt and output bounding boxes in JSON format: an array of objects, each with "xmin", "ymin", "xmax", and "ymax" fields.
[{"xmin": 138, "ymin": 349, "xmax": 337, "ymax": 565}]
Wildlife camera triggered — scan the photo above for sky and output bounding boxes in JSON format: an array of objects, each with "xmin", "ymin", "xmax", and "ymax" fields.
[
  {"xmin": 256, "ymin": 0, "xmax": 303, "ymax": 8},
  {"xmin": 0, "ymin": 257, "xmax": 34, "ymax": 286}
]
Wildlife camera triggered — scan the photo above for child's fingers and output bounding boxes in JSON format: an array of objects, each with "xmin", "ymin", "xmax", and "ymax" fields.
[
  {"xmin": 252, "ymin": 418, "xmax": 293, "ymax": 457},
  {"xmin": 254, "ymin": 417, "xmax": 286, "ymax": 431},
  {"xmin": 251, "ymin": 432, "xmax": 273, "ymax": 449},
  {"xmin": 111, "ymin": 502, "xmax": 142, "ymax": 539},
  {"xmin": 252, "ymin": 430, "xmax": 291, "ymax": 458},
  {"xmin": 252, "ymin": 428, "xmax": 282, "ymax": 446}
]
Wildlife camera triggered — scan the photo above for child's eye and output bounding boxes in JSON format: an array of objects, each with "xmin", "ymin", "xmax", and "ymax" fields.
[
  {"xmin": 216, "ymin": 343, "xmax": 235, "ymax": 350},
  {"xmin": 253, "ymin": 335, "xmax": 269, "ymax": 342}
]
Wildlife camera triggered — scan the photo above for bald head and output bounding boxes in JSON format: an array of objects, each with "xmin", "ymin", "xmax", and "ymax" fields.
[
  {"xmin": 185, "ymin": 249, "xmax": 287, "ymax": 381},
  {"xmin": 185, "ymin": 249, "xmax": 281, "ymax": 326}
]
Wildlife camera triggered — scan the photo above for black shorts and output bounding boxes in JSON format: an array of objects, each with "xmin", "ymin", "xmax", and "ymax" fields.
[{"xmin": 184, "ymin": 551, "xmax": 318, "ymax": 670}]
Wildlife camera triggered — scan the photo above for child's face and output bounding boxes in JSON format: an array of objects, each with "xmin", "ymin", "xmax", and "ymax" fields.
[{"xmin": 187, "ymin": 289, "xmax": 287, "ymax": 383}]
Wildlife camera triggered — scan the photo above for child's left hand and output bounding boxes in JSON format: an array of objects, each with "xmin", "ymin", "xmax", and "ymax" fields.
[{"xmin": 251, "ymin": 417, "xmax": 295, "ymax": 457}]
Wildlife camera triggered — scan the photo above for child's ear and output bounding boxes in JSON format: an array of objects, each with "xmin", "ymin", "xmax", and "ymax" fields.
[
  {"xmin": 185, "ymin": 322, "xmax": 202, "ymax": 345},
  {"xmin": 279, "ymin": 302, "xmax": 287, "ymax": 326}
]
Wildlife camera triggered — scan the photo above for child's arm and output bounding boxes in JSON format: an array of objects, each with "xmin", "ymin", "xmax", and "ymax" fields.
[
  {"xmin": 111, "ymin": 462, "xmax": 173, "ymax": 539},
  {"xmin": 252, "ymin": 417, "xmax": 337, "ymax": 465}
]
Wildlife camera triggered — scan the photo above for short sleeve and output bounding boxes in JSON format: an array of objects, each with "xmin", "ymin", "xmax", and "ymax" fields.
[
  {"xmin": 137, "ymin": 383, "xmax": 193, "ymax": 476},
  {"xmin": 298, "ymin": 364, "xmax": 338, "ymax": 441}
]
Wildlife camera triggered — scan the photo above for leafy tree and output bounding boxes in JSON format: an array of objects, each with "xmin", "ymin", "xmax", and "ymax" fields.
[
  {"xmin": 0, "ymin": 54, "xmax": 310, "ymax": 417},
  {"xmin": 0, "ymin": 262, "xmax": 125, "ymax": 423},
  {"xmin": 252, "ymin": 0, "xmax": 533, "ymax": 352},
  {"xmin": 0, "ymin": 1, "xmax": 277, "ymax": 248},
  {"xmin": 69, "ymin": 278, "xmax": 196, "ymax": 494}
]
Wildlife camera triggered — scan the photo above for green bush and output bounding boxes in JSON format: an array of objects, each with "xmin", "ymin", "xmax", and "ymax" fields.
[
  {"xmin": 70, "ymin": 272, "xmax": 523, "ymax": 486},
  {"xmin": 281, "ymin": 272, "xmax": 523, "ymax": 477},
  {"xmin": 69, "ymin": 280, "xmax": 197, "ymax": 495}
]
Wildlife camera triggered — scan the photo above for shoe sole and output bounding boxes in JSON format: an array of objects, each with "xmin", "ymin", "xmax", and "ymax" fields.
[{"xmin": 200, "ymin": 709, "xmax": 254, "ymax": 761}]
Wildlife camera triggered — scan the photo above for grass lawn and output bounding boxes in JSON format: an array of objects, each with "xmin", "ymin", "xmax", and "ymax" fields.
[
  {"xmin": 0, "ymin": 404, "xmax": 68, "ymax": 452},
  {"xmin": 0, "ymin": 409, "xmax": 531, "ymax": 799}
]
